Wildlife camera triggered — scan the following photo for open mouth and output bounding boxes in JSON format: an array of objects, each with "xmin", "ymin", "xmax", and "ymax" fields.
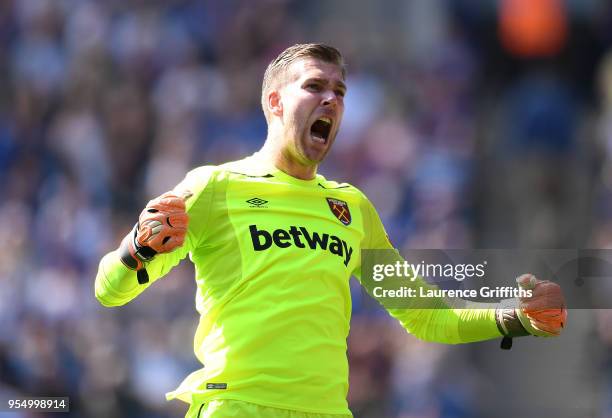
[{"xmin": 310, "ymin": 117, "xmax": 332, "ymax": 144}]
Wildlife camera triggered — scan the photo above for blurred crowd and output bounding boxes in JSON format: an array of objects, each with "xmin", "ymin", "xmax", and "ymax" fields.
[{"xmin": 2, "ymin": 0, "xmax": 612, "ymax": 417}]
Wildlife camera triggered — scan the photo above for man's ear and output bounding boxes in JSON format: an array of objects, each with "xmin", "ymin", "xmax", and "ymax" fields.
[{"xmin": 268, "ymin": 90, "xmax": 283, "ymax": 117}]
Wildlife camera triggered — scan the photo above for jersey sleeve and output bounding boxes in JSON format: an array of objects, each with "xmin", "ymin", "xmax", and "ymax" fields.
[
  {"xmin": 354, "ymin": 194, "xmax": 502, "ymax": 344},
  {"xmin": 94, "ymin": 166, "xmax": 217, "ymax": 307}
]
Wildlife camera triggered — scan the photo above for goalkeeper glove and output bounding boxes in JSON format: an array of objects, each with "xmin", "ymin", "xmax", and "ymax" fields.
[
  {"xmin": 515, "ymin": 274, "xmax": 566, "ymax": 336},
  {"xmin": 496, "ymin": 274, "xmax": 566, "ymax": 349},
  {"xmin": 118, "ymin": 191, "xmax": 192, "ymax": 284}
]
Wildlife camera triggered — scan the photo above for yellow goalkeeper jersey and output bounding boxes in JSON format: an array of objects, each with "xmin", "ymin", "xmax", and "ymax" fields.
[{"xmin": 95, "ymin": 154, "xmax": 501, "ymax": 415}]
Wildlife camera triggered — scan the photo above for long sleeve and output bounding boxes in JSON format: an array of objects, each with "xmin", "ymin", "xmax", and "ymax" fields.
[
  {"xmin": 94, "ymin": 166, "xmax": 217, "ymax": 307},
  {"xmin": 354, "ymin": 194, "xmax": 502, "ymax": 344}
]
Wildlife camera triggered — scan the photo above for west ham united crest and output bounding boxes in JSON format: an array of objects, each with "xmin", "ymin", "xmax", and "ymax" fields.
[{"xmin": 326, "ymin": 198, "xmax": 351, "ymax": 226}]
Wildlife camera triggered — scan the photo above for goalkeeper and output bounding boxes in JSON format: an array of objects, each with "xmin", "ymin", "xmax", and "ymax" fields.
[{"xmin": 95, "ymin": 43, "xmax": 566, "ymax": 418}]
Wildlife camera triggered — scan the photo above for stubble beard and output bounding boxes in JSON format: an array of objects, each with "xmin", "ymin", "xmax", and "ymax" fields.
[
  {"xmin": 283, "ymin": 118, "xmax": 322, "ymax": 166},
  {"xmin": 283, "ymin": 111, "xmax": 338, "ymax": 166},
  {"xmin": 299, "ymin": 128, "xmax": 332, "ymax": 165}
]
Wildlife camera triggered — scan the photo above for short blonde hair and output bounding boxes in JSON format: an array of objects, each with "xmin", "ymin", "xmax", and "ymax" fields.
[{"xmin": 261, "ymin": 43, "xmax": 346, "ymax": 122}]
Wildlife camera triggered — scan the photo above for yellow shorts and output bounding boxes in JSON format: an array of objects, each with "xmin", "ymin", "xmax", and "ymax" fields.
[{"xmin": 185, "ymin": 399, "xmax": 353, "ymax": 418}]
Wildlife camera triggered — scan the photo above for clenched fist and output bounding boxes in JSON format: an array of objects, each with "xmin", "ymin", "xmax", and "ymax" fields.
[
  {"xmin": 136, "ymin": 191, "xmax": 191, "ymax": 253},
  {"xmin": 516, "ymin": 274, "xmax": 567, "ymax": 337},
  {"xmin": 119, "ymin": 190, "xmax": 192, "ymax": 283}
]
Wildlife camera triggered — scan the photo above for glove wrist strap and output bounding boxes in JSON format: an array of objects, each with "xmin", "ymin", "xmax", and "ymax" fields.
[
  {"xmin": 495, "ymin": 307, "xmax": 530, "ymax": 350},
  {"xmin": 118, "ymin": 224, "xmax": 155, "ymax": 284},
  {"xmin": 496, "ymin": 308, "xmax": 530, "ymax": 337}
]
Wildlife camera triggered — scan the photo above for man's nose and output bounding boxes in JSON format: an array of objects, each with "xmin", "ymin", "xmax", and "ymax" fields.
[{"xmin": 321, "ymin": 90, "xmax": 337, "ymax": 107}]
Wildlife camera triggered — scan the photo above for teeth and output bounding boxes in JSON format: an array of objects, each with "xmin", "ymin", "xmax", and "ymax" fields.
[
  {"xmin": 311, "ymin": 134, "xmax": 326, "ymax": 144},
  {"xmin": 311, "ymin": 117, "xmax": 332, "ymax": 144}
]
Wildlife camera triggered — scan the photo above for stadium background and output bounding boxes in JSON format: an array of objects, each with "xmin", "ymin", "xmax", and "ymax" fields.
[{"xmin": 1, "ymin": 0, "xmax": 611, "ymax": 417}]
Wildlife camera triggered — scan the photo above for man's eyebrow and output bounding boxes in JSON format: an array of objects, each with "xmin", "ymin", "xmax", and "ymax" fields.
[{"xmin": 304, "ymin": 77, "xmax": 347, "ymax": 91}]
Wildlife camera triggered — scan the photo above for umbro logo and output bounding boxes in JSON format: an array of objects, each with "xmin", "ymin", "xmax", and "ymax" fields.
[{"xmin": 247, "ymin": 197, "xmax": 268, "ymax": 208}]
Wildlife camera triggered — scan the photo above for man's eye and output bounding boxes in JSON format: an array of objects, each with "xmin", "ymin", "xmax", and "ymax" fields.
[
  {"xmin": 336, "ymin": 90, "xmax": 346, "ymax": 98},
  {"xmin": 306, "ymin": 84, "xmax": 321, "ymax": 91}
]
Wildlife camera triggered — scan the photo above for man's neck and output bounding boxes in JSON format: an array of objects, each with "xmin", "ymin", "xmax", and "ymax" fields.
[{"xmin": 258, "ymin": 136, "xmax": 318, "ymax": 181}]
